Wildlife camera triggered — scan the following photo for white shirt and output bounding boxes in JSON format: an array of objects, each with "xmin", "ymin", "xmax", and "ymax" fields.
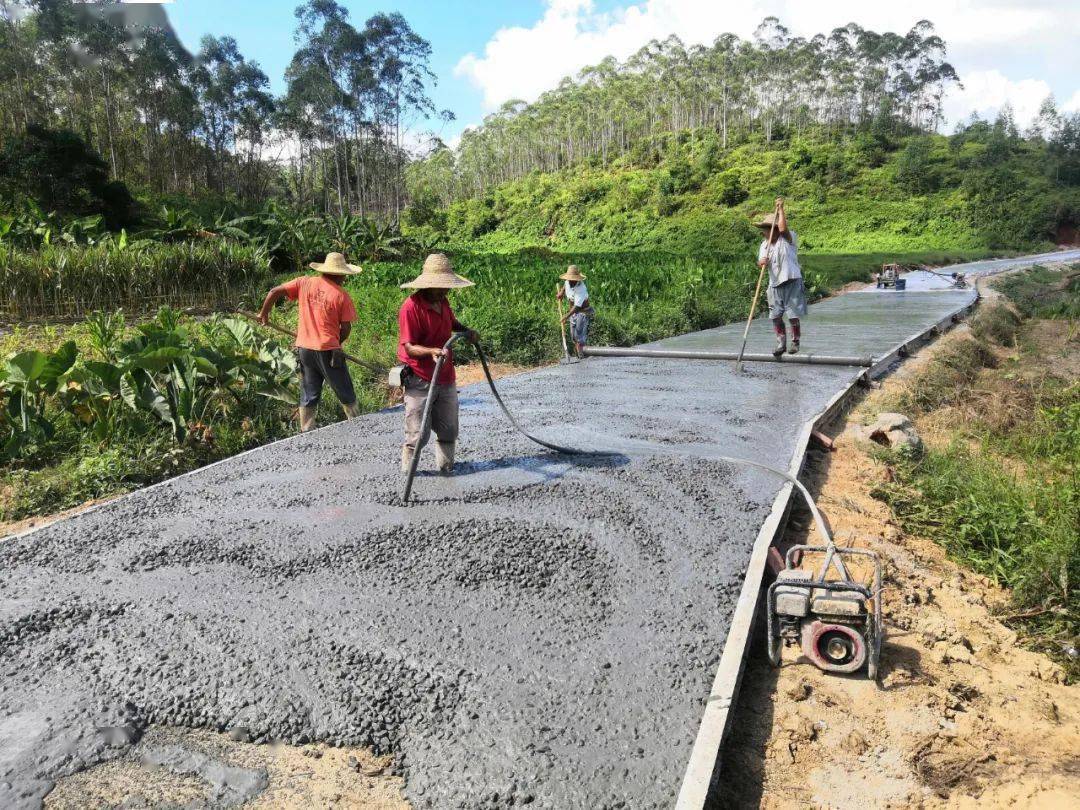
[
  {"xmin": 758, "ymin": 230, "xmax": 802, "ymax": 287},
  {"xmin": 564, "ymin": 280, "xmax": 590, "ymax": 308}
]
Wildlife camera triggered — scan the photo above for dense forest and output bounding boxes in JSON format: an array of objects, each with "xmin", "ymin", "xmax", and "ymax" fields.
[
  {"xmin": 1, "ymin": 4, "xmax": 1078, "ymax": 258},
  {"xmin": 403, "ymin": 19, "xmax": 1080, "ymax": 254},
  {"xmin": 0, "ymin": 0, "xmax": 442, "ymax": 219},
  {"xmin": 418, "ymin": 18, "xmax": 961, "ymax": 199}
]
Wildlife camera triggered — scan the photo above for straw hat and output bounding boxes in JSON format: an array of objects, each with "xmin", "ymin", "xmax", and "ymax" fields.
[
  {"xmin": 400, "ymin": 253, "xmax": 474, "ymax": 289},
  {"xmin": 753, "ymin": 213, "xmax": 779, "ymax": 229},
  {"xmin": 309, "ymin": 252, "xmax": 363, "ymax": 275},
  {"xmin": 560, "ymin": 265, "xmax": 586, "ymax": 282}
]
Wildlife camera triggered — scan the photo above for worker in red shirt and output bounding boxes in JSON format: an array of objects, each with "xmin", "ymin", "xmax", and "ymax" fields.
[
  {"xmin": 397, "ymin": 253, "xmax": 477, "ymax": 474},
  {"xmin": 257, "ymin": 252, "xmax": 362, "ymax": 432}
]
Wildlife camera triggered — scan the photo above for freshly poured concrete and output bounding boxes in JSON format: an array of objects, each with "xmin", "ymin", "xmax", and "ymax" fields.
[{"xmin": 0, "ymin": 252, "xmax": 1053, "ymax": 808}]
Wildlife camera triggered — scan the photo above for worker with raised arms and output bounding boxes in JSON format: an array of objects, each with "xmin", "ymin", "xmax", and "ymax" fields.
[
  {"xmin": 257, "ymin": 251, "xmax": 362, "ymax": 432},
  {"xmin": 397, "ymin": 253, "xmax": 478, "ymax": 475},
  {"xmin": 755, "ymin": 197, "xmax": 807, "ymax": 356}
]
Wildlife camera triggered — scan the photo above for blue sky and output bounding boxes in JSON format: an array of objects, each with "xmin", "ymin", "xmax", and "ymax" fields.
[
  {"xmin": 166, "ymin": 0, "xmax": 546, "ymax": 145},
  {"xmin": 163, "ymin": 0, "xmax": 1080, "ymax": 145}
]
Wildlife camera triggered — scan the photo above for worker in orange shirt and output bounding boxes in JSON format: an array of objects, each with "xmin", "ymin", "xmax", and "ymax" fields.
[{"xmin": 257, "ymin": 252, "xmax": 362, "ymax": 432}]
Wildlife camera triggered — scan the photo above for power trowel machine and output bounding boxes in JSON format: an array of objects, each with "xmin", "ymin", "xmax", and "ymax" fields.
[{"xmin": 767, "ymin": 542, "xmax": 883, "ymax": 679}]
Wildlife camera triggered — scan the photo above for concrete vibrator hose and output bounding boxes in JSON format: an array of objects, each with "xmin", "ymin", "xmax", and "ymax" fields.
[
  {"xmin": 401, "ymin": 333, "xmax": 585, "ymax": 502},
  {"xmin": 402, "ymin": 335, "xmax": 839, "ymax": 554}
]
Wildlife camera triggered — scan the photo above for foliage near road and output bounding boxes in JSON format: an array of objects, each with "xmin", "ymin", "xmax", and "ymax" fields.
[{"xmin": 0, "ymin": 309, "xmax": 298, "ymax": 521}]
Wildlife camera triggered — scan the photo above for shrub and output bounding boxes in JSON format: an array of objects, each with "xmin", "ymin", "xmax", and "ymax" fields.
[{"xmin": 0, "ymin": 125, "xmax": 136, "ymax": 227}]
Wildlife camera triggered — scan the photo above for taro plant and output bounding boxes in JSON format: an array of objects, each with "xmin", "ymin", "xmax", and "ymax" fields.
[
  {"xmin": 0, "ymin": 341, "xmax": 78, "ymax": 455},
  {"xmin": 1, "ymin": 308, "xmax": 298, "ymax": 461}
]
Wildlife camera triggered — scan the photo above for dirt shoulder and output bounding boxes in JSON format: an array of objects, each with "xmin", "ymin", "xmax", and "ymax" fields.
[{"xmin": 719, "ymin": 317, "xmax": 1080, "ymax": 808}]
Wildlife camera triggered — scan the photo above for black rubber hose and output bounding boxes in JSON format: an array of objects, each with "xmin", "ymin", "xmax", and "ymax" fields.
[{"xmin": 401, "ymin": 334, "xmax": 586, "ymax": 502}]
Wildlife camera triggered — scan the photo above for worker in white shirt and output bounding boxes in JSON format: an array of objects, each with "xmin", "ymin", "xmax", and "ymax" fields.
[
  {"xmin": 556, "ymin": 265, "xmax": 594, "ymax": 357},
  {"xmin": 755, "ymin": 197, "xmax": 807, "ymax": 356}
]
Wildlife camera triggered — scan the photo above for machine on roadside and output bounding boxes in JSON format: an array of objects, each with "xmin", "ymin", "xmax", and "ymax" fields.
[
  {"xmin": 875, "ymin": 263, "xmax": 907, "ymax": 290},
  {"xmin": 767, "ymin": 543, "xmax": 883, "ymax": 679}
]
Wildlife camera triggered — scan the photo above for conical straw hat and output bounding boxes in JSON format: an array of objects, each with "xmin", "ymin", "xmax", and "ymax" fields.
[
  {"xmin": 400, "ymin": 253, "xmax": 474, "ymax": 289},
  {"xmin": 753, "ymin": 213, "xmax": 779, "ymax": 229},
  {"xmin": 560, "ymin": 265, "xmax": 586, "ymax": 281},
  {"xmin": 309, "ymin": 252, "xmax": 363, "ymax": 275}
]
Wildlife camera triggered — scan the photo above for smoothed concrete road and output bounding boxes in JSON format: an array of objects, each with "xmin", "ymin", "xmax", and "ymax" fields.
[{"xmin": 0, "ymin": 251, "xmax": 1068, "ymax": 808}]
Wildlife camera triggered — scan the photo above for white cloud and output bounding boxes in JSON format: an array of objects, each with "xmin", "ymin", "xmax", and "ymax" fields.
[
  {"xmin": 454, "ymin": 0, "xmax": 1078, "ymax": 130},
  {"xmin": 941, "ymin": 70, "xmax": 1051, "ymax": 129},
  {"xmin": 1063, "ymin": 89, "xmax": 1080, "ymax": 113}
]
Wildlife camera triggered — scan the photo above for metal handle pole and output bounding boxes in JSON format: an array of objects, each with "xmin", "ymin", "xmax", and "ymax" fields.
[
  {"xmin": 556, "ymin": 284, "xmax": 572, "ymax": 362},
  {"xmin": 402, "ymin": 333, "xmax": 462, "ymax": 502}
]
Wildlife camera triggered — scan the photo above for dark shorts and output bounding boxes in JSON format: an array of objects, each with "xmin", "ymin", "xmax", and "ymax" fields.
[
  {"xmin": 297, "ymin": 348, "xmax": 356, "ymax": 407},
  {"xmin": 569, "ymin": 308, "xmax": 594, "ymax": 344}
]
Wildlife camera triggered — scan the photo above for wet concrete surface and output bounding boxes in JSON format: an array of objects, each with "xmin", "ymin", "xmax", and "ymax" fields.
[{"xmin": 0, "ymin": 253, "xmax": 1038, "ymax": 808}]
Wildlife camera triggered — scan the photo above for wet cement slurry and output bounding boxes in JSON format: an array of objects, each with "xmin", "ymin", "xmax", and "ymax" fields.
[{"xmin": 0, "ymin": 255, "xmax": 1032, "ymax": 809}]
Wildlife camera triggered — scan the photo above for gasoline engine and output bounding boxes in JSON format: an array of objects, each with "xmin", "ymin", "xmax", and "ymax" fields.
[{"xmin": 767, "ymin": 544, "xmax": 882, "ymax": 679}]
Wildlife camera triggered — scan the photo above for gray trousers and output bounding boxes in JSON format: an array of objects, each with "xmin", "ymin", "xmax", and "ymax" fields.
[{"xmin": 403, "ymin": 376, "xmax": 459, "ymax": 452}]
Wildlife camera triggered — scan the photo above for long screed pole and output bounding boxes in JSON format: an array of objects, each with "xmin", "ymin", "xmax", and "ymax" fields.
[
  {"xmin": 240, "ymin": 311, "xmax": 384, "ymax": 375},
  {"xmin": 735, "ymin": 202, "xmax": 780, "ymax": 373}
]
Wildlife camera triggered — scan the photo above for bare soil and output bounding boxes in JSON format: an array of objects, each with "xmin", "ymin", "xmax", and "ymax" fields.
[{"xmin": 720, "ymin": 320, "xmax": 1080, "ymax": 809}]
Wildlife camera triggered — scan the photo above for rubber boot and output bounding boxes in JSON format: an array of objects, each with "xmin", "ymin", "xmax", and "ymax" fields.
[
  {"xmin": 298, "ymin": 406, "xmax": 317, "ymax": 432},
  {"xmin": 401, "ymin": 445, "xmax": 415, "ymax": 474},
  {"xmin": 772, "ymin": 333, "xmax": 787, "ymax": 358},
  {"xmin": 343, "ymin": 402, "xmax": 360, "ymax": 419},
  {"xmin": 788, "ymin": 340, "xmax": 800, "ymax": 355},
  {"xmin": 435, "ymin": 441, "xmax": 455, "ymax": 475}
]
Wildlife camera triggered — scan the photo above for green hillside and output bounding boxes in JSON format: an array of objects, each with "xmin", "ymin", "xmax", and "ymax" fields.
[{"xmin": 408, "ymin": 124, "xmax": 1080, "ymax": 255}]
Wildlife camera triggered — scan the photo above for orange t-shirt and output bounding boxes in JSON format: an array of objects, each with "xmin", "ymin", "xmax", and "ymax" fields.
[{"xmin": 281, "ymin": 275, "xmax": 357, "ymax": 350}]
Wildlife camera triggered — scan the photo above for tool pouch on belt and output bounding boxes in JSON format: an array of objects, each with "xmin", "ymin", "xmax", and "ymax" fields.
[
  {"xmin": 388, "ymin": 364, "xmax": 407, "ymax": 388},
  {"xmin": 330, "ymin": 349, "xmax": 346, "ymax": 368}
]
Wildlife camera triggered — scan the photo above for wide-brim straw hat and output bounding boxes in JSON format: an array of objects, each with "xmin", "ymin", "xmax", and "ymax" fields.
[
  {"xmin": 400, "ymin": 253, "xmax": 474, "ymax": 289},
  {"xmin": 310, "ymin": 252, "xmax": 362, "ymax": 275},
  {"xmin": 753, "ymin": 213, "xmax": 779, "ymax": 229},
  {"xmin": 560, "ymin": 265, "xmax": 586, "ymax": 281}
]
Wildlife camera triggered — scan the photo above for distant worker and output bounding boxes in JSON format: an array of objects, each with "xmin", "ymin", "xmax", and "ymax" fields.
[
  {"xmin": 397, "ymin": 253, "xmax": 478, "ymax": 475},
  {"xmin": 257, "ymin": 252, "xmax": 362, "ymax": 432},
  {"xmin": 755, "ymin": 197, "xmax": 807, "ymax": 356},
  {"xmin": 556, "ymin": 265, "xmax": 594, "ymax": 357}
]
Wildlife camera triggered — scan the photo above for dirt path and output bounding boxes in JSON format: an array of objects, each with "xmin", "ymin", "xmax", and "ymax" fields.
[{"xmin": 719, "ymin": 322, "xmax": 1080, "ymax": 808}]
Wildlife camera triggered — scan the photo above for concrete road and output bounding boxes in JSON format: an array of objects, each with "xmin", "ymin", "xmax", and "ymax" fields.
[{"xmin": 0, "ymin": 251, "xmax": 1069, "ymax": 808}]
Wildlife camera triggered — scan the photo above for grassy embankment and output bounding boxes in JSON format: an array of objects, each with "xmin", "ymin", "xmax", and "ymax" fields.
[
  {"xmin": 874, "ymin": 264, "xmax": 1080, "ymax": 676},
  {"xmin": 414, "ymin": 131, "xmax": 1075, "ymax": 256}
]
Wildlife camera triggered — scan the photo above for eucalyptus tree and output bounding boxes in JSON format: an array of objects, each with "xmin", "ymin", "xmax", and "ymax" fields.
[
  {"xmin": 434, "ymin": 17, "xmax": 961, "ymax": 204},
  {"xmin": 191, "ymin": 35, "xmax": 273, "ymax": 199}
]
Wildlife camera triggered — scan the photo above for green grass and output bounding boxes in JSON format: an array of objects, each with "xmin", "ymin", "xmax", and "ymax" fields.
[
  {"xmin": 874, "ymin": 293, "xmax": 1080, "ymax": 679},
  {"xmin": 992, "ymin": 264, "xmax": 1080, "ymax": 320}
]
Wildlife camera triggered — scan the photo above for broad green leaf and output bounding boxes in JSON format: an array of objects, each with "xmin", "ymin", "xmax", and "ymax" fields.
[{"xmin": 6, "ymin": 351, "xmax": 49, "ymax": 384}]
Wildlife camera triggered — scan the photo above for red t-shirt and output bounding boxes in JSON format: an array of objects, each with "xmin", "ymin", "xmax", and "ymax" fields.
[
  {"xmin": 281, "ymin": 275, "xmax": 357, "ymax": 350},
  {"xmin": 397, "ymin": 292, "xmax": 457, "ymax": 384}
]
